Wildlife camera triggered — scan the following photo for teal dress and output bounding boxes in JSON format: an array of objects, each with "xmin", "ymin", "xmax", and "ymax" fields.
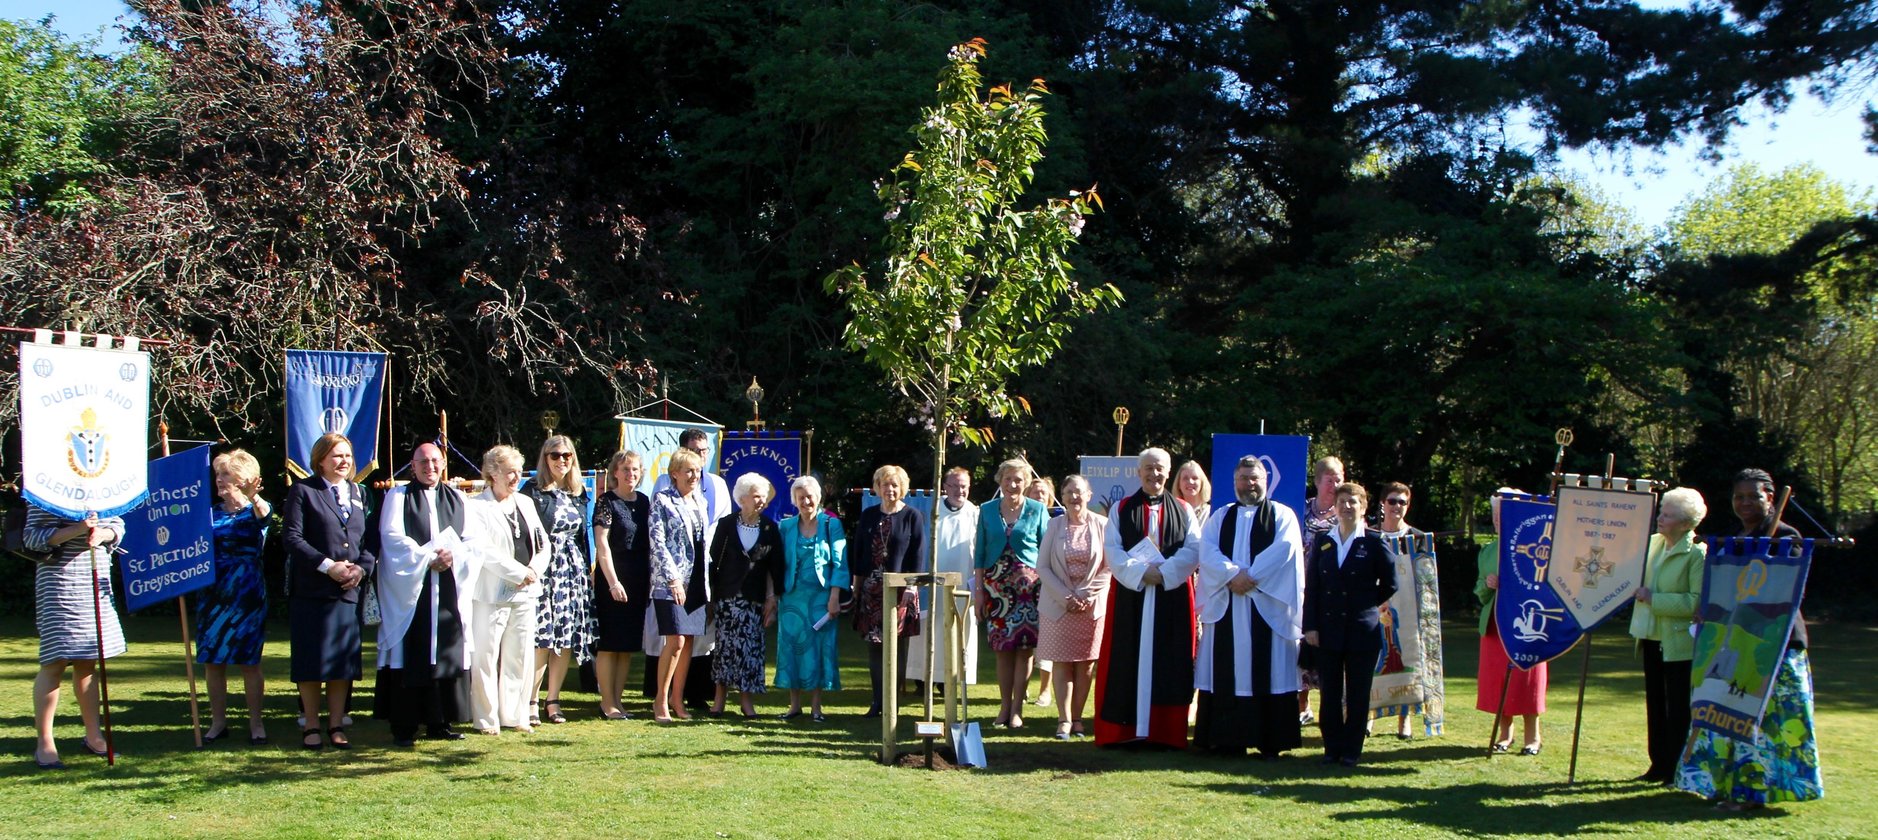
[{"xmin": 776, "ymin": 513, "xmax": 847, "ymax": 691}]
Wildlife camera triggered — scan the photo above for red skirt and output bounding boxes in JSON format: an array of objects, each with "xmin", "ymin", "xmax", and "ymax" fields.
[{"xmin": 1475, "ymin": 616, "xmax": 1547, "ymax": 716}]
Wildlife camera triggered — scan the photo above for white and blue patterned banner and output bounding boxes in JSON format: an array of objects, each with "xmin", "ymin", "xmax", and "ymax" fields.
[
  {"xmin": 285, "ymin": 350, "xmax": 386, "ymax": 480},
  {"xmin": 1076, "ymin": 455, "xmax": 1139, "ymax": 517},
  {"xmin": 18, "ymin": 339, "xmax": 151, "ymax": 519},
  {"xmin": 618, "ymin": 416, "xmax": 720, "ymax": 494},
  {"xmin": 1547, "ymin": 485, "xmax": 1654, "ymax": 630}
]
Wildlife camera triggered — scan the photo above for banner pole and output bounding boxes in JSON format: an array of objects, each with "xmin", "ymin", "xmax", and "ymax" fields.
[
  {"xmin": 87, "ymin": 539, "xmax": 116, "ymax": 765},
  {"xmin": 160, "ymin": 424, "xmax": 205, "ymax": 748},
  {"xmin": 1487, "ymin": 662, "xmax": 1512, "ymax": 756},
  {"xmin": 1566, "ymin": 630, "xmax": 1593, "ymax": 782}
]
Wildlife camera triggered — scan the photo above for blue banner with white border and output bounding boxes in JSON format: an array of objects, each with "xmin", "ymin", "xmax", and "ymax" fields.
[{"xmin": 119, "ymin": 446, "xmax": 216, "ymax": 611}]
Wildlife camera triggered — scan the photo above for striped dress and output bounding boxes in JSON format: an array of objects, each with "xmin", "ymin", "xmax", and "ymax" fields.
[{"xmin": 26, "ymin": 506, "xmax": 128, "ymax": 665}]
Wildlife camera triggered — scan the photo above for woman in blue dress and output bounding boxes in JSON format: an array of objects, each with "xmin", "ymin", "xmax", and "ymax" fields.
[
  {"xmin": 196, "ymin": 449, "xmax": 272, "ymax": 745},
  {"xmin": 776, "ymin": 476, "xmax": 847, "ymax": 722}
]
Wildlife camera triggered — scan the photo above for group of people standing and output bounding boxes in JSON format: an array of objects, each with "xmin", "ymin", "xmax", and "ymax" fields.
[{"xmin": 17, "ymin": 434, "xmax": 1823, "ymax": 811}]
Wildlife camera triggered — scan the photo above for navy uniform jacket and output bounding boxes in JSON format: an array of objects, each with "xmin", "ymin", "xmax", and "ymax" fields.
[
  {"xmin": 1302, "ymin": 528, "xmax": 1397, "ymax": 651},
  {"xmin": 283, "ymin": 476, "xmax": 378, "ymax": 602}
]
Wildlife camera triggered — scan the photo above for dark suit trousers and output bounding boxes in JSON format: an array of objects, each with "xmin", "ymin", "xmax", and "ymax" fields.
[
  {"xmin": 867, "ymin": 637, "xmax": 911, "ymax": 711},
  {"xmin": 1316, "ymin": 646, "xmax": 1379, "ymax": 761},
  {"xmin": 1640, "ymin": 640, "xmax": 1692, "ymax": 777}
]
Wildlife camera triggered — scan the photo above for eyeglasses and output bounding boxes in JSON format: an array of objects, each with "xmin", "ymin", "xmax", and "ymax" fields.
[
  {"xmin": 547, "ymin": 452, "xmax": 574, "ymax": 461},
  {"xmin": 1384, "ymin": 498, "xmax": 1409, "ymax": 506}
]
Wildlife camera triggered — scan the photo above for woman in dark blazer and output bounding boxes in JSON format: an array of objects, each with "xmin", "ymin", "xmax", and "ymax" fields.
[
  {"xmin": 708, "ymin": 473, "xmax": 785, "ymax": 717},
  {"xmin": 1301, "ymin": 481, "xmax": 1397, "ymax": 767},
  {"xmin": 282, "ymin": 432, "xmax": 377, "ymax": 750}
]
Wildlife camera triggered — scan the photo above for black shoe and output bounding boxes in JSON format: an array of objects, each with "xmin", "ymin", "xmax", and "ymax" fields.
[
  {"xmin": 301, "ymin": 728, "xmax": 324, "ymax": 751},
  {"xmin": 393, "ymin": 737, "xmax": 417, "ymax": 748},
  {"xmin": 80, "ymin": 740, "xmax": 110, "ymax": 758},
  {"xmin": 862, "ymin": 706, "xmax": 882, "ymax": 719},
  {"xmin": 812, "ymin": 712, "xmax": 828, "ymax": 723},
  {"xmin": 34, "ymin": 757, "xmax": 66, "ymax": 770},
  {"xmin": 202, "ymin": 725, "xmax": 228, "ymax": 743},
  {"xmin": 428, "ymin": 726, "xmax": 465, "ymax": 741},
  {"xmin": 1320, "ymin": 754, "xmax": 1341, "ymax": 765},
  {"xmin": 1340, "ymin": 756, "xmax": 1359, "ymax": 767},
  {"xmin": 326, "ymin": 726, "xmax": 350, "ymax": 750}
]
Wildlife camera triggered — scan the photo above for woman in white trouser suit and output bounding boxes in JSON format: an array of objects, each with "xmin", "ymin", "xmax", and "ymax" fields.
[{"xmin": 468, "ymin": 445, "xmax": 551, "ymax": 734}]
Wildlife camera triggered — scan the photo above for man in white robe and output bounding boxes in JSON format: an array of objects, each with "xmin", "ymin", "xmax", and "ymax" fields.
[
  {"xmin": 374, "ymin": 443, "xmax": 478, "ymax": 747},
  {"xmin": 1194, "ymin": 455, "xmax": 1305, "ymax": 757},
  {"xmin": 906, "ymin": 467, "xmax": 980, "ymax": 688}
]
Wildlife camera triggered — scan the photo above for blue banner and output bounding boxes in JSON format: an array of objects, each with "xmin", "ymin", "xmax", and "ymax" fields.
[
  {"xmin": 1495, "ymin": 495, "xmax": 1583, "ymax": 670},
  {"xmin": 285, "ymin": 350, "xmax": 387, "ymax": 481},
  {"xmin": 1690, "ymin": 537, "xmax": 1815, "ymax": 739},
  {"xmin": 721, "ymin": 431, "xmax": 805, "ymax": 521},
  {"xmin": 119, "ymin": 447, "xmax": 216, "ymax": 611},
  {"xmin": 1210, "ymin": 434, "xmax": 1309, "ymax": 516}
]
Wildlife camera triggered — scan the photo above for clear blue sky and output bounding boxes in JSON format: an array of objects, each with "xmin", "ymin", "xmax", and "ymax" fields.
[{"xmin": 7, "ymin": 0, "xmax": 1875, "ymax": 230}]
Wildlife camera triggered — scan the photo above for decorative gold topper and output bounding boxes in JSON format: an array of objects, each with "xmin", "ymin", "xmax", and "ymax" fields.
[
  {"xmin": 1574, "ymin": 546, "xmax": 1613, "ymax": 589},
  {"xmin": 1555, "ymin": 428, "xmax": 1574, "ymax": 446}
]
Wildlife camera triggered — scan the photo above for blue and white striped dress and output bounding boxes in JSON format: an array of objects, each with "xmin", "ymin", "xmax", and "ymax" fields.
[{"xmin": 25, "ymin": 506, "xmax": 128, "ymax": 665}]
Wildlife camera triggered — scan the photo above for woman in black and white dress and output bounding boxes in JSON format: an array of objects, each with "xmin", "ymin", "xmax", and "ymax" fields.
[
  {"xmin": 25, "ymin": 504, "xmax": 126, "ymax": 769},
  {"xmin": 708, "ymin": 474, "xmax": 783, "ymax": 717}
]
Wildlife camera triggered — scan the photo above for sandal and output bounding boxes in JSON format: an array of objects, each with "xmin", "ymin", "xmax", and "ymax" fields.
[
  {"xmin": 1491, "ymin": 741, "xmax": 1511, "ymax": 754},
  {"xmin": 301, "ymin": 728, "xmax": 324, "ymax": 751},
  {"xmin": 1519, "ymin": 743, "xmax": 1542, "ymax": 756},
  {"xmin": 327, "ymin": 726, "xmax": 350, "ymax": 750},
  {"xmin": 1055, "ymin": 721, "xmax": 1073, "ymax": 740},
  {"xmin": 1071, "ymin": 720, "xmax": 1086, "ymax": 737},
  {"xmin": 544, "ymin": 701, "xmax": 567, "ymax": 724}
]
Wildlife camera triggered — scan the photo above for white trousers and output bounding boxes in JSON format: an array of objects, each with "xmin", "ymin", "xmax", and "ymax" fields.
[{"xmin": 472, "ymin": 599, "xmax": 538, "ymax": 730}]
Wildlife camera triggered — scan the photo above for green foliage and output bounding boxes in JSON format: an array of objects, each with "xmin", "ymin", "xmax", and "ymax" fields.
[
  {"xmin": 0, "ymin": 19, "xmax": 161, "ymax": 213},
  {"xmin": 826, "ymin": 38, "xmax": 1118, "ymax": 466}
]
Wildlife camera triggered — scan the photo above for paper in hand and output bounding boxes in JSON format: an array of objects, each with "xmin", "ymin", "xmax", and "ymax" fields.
[
  {"xmin": 1126, "ymin": 538, "xmax": 1166, "ymax": 567},
  {"xmin": 812, "ymin": 612, "xmax": 833, "ymax": 631}
]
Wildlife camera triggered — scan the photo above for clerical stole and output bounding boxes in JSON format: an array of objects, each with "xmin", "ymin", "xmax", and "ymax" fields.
[
  {"xmin": 1193, "ymin": 501, "xmax": 1302, "ymax": 754},
  {"xmin": 1094, "ymin": 491, "xmax": 1195, "ymax": 748}
]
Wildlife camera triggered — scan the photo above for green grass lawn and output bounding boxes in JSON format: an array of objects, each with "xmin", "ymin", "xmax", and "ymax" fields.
[{"xmin": 1, "ymin": 614, "xmax": 1871, "ymax": 838}]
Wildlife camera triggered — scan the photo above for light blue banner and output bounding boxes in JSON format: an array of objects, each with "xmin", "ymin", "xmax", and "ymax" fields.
[{"xmin": 618, "ymin": 416, "xmax": 720, "ymax": 494}]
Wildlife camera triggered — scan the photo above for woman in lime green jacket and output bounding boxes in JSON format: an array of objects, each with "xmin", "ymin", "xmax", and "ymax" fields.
[{"xmin": 1628, "ymin": 487, "xmax": 1707, "ymax": 784}]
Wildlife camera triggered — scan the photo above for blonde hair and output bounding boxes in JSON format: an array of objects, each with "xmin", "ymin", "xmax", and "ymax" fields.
[
  {"xmin": 1026, "ymin": 476, "xmax": 1057, "ymax": 508},
  {"xmin": 873, "ymin": 464, "xmax": 911, "ymax": 496},
  {"xmin": 995, "ymin": 458, "xmax": 1034, "ymax": 484},
  {"xmin": 667, "ymin": 447, "xmax": 704, "ymax": 477},
  {"xmin": 534, "ymin": 435, "xmax": 585, "ymax": 495},
  {"xmin": 310, "ymin": 433, "xmax": 353, "ymax": 481},
  {"xmin": 1172, "ymin": 461, "xmax": 1211, "ymax": 508},
  {"xmin": 1313, "ymin": 456, "xmax": 1345, "ymax": 480},
  {"xmin": 482, "ymin": 444, "xmax": 524, "ymax": 479},
  {"xmin": 213, "ymin": 449, "xmax": 261, "ymax": 485}
]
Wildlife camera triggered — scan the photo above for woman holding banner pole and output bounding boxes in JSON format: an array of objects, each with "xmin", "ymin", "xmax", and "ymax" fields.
[
  {"xmin": 1474, "ymin": 489, "xmax": 1545, "ymax": 755},
  {"xmin": 1628, "ymin": 487, "xmax": 1706, "ymax": 784},
  {"xmin": 25, "ymin": 504, "xmax": 126, "ymax": 769},
  {"xmin": 1675, "ymin": 468, "xmax": 1823, "ymax": 810},
  {"xmin": 197, "ymin": 449, "xmax": 272, "ymax": 745},
  {"xmin": 283, "ymin": 433, "xmax": 375, "ymax": 751}
]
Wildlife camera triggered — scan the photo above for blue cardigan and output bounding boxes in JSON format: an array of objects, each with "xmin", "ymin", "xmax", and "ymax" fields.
[
  {"xmin": 780, "ymin": 512, "xmax": 848, "ymax": 592},
  {"xmin": 974, "ymin": 497, "xmax": 1048, "ymax": 570}
]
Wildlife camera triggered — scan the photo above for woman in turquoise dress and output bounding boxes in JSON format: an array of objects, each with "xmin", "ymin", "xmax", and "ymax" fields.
[
  {"xmin": 196, "ymin": 449, "xmax": 272, "ymax": 745},
  {"xmin": 776, "ymin": 476, "xmax": 847, "ymax": 722}
]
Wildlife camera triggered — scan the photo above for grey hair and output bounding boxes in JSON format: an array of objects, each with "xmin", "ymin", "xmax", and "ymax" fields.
[
  {"xmin": 733, "ymin": 472, "xmax": 774, "ymax": 503},
  {"xmin": 789, "ymin": 475, "xmax": 822, "ymax": 502},
  {"xmin": 1137, "ymin": 448, "xmax": 1171, "ymax": 470},
  {"xmin": 1659, "ymin": 487, "xmax": 1708, "ymax": 528}
]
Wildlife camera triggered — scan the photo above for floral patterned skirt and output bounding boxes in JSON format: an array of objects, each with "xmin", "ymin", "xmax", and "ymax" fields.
[
  {"xmin": 710, "ymin": 597, "xmax": 767, "ymax": 694},
  {"xmin": 855, "ymin": 569, "xmax": 922, "ymax": 643},
  {"xmin": 984, "ymin": 553, "xmax": 1039, "ymax": 652},
  {"xmin": 1677, "ymin": 649, "xmax": 1824, "ymax": 805}
]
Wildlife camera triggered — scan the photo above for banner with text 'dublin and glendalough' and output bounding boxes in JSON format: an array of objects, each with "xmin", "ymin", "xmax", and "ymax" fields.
[{"xmin": 19, "ymin": 338, "xmax": 151, "ymax": 520}]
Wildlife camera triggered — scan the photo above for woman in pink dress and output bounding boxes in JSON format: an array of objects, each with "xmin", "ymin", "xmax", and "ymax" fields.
[{"xmin": 1036, "ymin": 475, "xmax": 1111, "ymax": 739}]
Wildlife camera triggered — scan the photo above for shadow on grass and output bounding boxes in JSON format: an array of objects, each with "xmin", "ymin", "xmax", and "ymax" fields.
[{"xmin": 1190, "ymin": 776, "xmax": 1727, "ymax": 834}]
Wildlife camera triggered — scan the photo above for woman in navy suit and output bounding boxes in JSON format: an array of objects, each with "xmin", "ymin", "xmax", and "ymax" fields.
[
  {"xmin": 1301, "ymin": 481, "xmax": 1397, "ymax": 767},
  {"xmin": 282, "ymin": 433, "xmax": 377, "ymax": 750}
]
